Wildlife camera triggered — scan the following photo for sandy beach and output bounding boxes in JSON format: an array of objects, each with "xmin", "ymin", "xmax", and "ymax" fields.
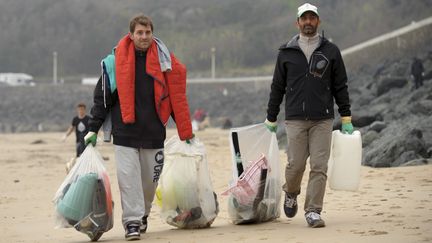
[{"xmin": 0, "ymin": 128, "xmax": 431, "ymax": 243}]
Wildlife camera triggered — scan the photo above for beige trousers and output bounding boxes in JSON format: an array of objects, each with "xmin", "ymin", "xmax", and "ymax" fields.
[{"xmin": 283, "ymin": 119, "xmax": 333, "ymax": 213}]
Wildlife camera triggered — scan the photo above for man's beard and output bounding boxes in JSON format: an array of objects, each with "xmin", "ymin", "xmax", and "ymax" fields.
[{"xmin": 302, "ymin": 25, "xmax": 316, "ymax": 35}]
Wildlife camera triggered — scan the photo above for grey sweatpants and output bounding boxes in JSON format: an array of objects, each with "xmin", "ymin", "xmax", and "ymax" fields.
[
  {"xmin": 114, "ymin": 145, "xmax": 164, "ymax": 227},
  {"xmin": 283, "ymin": 119, "xmax": 333, "ymax": 213}
]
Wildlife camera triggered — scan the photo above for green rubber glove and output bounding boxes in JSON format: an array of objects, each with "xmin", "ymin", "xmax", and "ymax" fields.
[
  {"xmin": 341, "ymin": 116, "xmax": 354, "ymax": 135},
  {"xmin": 264, "ymin": 119, "xmax": 277, "ymax": 133},
  {"xmin": 84, "ymin": 132, "xmax": 97, "ymax": 146},
  {"xmin": 185, "ymin": 133, "xmax": 195, "ymax": 144}
]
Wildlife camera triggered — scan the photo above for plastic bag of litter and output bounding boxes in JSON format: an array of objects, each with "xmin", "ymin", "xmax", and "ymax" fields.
[
  {"xmin": 222, "ymin": 154, "xmax": 268, "ymax": 205},
  {"xmin": 223, "ymin": 123, "xmax": 282, "ymax": 224},
  {"xmin": 53, "ymin": 146, "xmax": 114, "ymax": 241},
  {"xmin": 157, "ymin": 135, "xmax": 219, "ymax": 229}
]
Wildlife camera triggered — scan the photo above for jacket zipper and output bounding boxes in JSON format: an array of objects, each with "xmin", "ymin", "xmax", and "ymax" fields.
[{"xmin": 149, "ymin": 73, "xmax": 168, "ymax": 126}]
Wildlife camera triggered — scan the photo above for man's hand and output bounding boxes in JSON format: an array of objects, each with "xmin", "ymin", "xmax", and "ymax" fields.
[
  {"xmin": 341, "ymin": 116, "xmax": 354, "ymax": 135},
  {"xmin": 84, "ymin": 132, "xmax": 97, "ymax": 146},
  {"xmin": 185, "ymin": 134, "xmax": 195, "ymax": 144},
  {"xmin": 264, "ymin": 119, "xmax": 277, "ymax": 133}
]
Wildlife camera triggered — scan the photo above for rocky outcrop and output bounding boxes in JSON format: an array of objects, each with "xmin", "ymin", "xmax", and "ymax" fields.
[{"xmin": 349, "ymin": 50, "xmax": 432, "ymax": 167}]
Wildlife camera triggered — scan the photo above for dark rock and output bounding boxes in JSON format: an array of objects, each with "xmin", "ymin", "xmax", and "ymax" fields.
[
  {"xmin": 392, "ymin": 151, "xmax": 418, "ymax": 166},
  {"xmin": 376, "ymin": 77, "xmax": 407, "ymax": 96},
  {"xmin": 369, "ymin": 121, "xmax": 386, "ymax": 133},
  {"xmin": 410, "ymin": 129, "xmax": 423, "ymax": 139},
  {"xmin": 400, "ymin": 159, "xmax": 431, "ymax": 166},
  {"xmin": 363, "ymin": 127, "xmax": 428, "ymax": 167},
  {"xmin": 424, "ymin": 70, "xmax": 432, "ymax": 80},
  {"xmin": 362, "ymin": 130, "xmax": 379, "ymax": 147},
  {"xmin": 427, "ymin": 147, "xmax": 432, "ymax": 158},
  {"xmin": 352, "ymin": 114, "xmax": 381, "ymax": 128},
  {"xmin": 410, "ymin": 100, "xmax": 432, "ymax": 115}
]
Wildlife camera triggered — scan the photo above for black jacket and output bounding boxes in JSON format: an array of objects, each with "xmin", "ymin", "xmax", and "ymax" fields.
[
  {"xmin": 89, "ymin": 50, "xmax": 165, "ymax": 149},
  {"xmin": 267, "ymin": 35, "xmax": 351, "ymax": 122},
  {"xmin": 411, "ymin": 58, "xmax": 424, "ymax": 76}
]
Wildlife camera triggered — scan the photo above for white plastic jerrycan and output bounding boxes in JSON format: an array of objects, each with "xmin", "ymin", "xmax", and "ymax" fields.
[{"xmin": 327, "ymin": 130, "xmax": 362, "ymax": 191}]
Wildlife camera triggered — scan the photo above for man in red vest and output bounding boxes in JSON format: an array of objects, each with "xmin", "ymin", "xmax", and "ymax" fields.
[{"xmin": 84, "ymin": 14, "xmax": 193, "ymax": 241}]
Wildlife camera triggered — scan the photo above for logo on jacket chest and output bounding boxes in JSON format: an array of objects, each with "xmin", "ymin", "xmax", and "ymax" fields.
[{"xmin": 309, "ymin": 53, "xmax": 329, "ymax": 78}]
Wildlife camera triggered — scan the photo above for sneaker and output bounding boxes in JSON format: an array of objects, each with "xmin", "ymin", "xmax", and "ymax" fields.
[
  {"xmin": 140, "ymin": 215, "xmax": 148, "ymax": 233},
  {"xmin": 125, "ymin": 222, "xmax": 140, "ymax": 241},
  {"xmin": 283, "ymin": 193, "xmax": 298, "ymax": 218},
  {"xmin": 305, "ymin": 211, "xmax": 325, "ymax": 228}
]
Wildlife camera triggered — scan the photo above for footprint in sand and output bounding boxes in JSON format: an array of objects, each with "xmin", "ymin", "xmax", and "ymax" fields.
[
  {"xmin": 407, "ymin": 226, "xmax": 420, "ymax": 229},
  {"xmin": 387, "ymin": 214, "xmax": 404, "ymax": 218},
  {"xmin": 368, "ymin": 229, "xmax": 388, "ymax": 235},
  {"xmin": 350, "ymin": 229, "xmax": 365, "ymax": 235}
]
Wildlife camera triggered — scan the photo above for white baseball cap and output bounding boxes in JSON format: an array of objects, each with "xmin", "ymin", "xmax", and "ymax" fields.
[{"xmin": 297, "ymin": 3, "xmax": 319, "ymax": 18}]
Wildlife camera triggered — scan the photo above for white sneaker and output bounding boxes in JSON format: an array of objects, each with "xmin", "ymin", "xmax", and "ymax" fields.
[{"xmin": 305, "ymin": 211, "xmax": 325, "ymax": 228}]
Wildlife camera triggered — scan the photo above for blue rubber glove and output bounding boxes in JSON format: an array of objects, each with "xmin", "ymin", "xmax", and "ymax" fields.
[
  {"xmin": 264, "ymin": 119, "xmax": 277, "ymax": 133},
  {"xmin": 341, "ymin": 116, "xmax": 354, "ymax": 135},
  {"xmin": 84, "ymin": 132, "xmax": 97, "ymax": 146}
]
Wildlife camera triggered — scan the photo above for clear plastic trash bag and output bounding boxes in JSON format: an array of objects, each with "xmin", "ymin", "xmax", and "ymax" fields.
[
  {"xmin": 53, "ymin": 146, "xmax": 114, "ymax": 241},
  {"xmin": 157, "ymin": 135, "xmax": 219, "ymax": 229},
  {"xmin": 223, "ymin": 123, "xmax": 282, "ymax": 224}
]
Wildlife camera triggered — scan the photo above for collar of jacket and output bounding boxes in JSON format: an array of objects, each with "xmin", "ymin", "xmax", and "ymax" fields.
[
  {"xmin": 279, "ymin": 34, "xmax": 327, "ymax": 50},
  {"xmin": 114, "ymin": 35, "xmax": 166, "ymax": 124}
]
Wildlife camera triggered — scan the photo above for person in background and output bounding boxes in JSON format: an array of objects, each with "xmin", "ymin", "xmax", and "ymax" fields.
[
  {"xmin": 192, "ymin": 108, "xmax": 209, "ymax": 131},
  {"xmin": 83, "ymin": 14, "xmax": 194, "ymax": 241},
  {"xmin": 62, "ymin": 102, "xmax": 90, "ymax": 157},
  {"xmin": 411, "ymin": 57, "xmax": 425, "ymax": 89},
  {"xmin": 264, "ymin": 3, "xmax": 353, "ymax": 228}
]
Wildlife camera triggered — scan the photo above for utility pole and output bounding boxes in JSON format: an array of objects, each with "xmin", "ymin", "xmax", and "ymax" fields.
[
  {"xmin": 53, "ymin": 51, "xmax": 57, "ymax": 84},
  {"xmin": 211, "ymin": 47, "xmax": 216, "ymax": 79}
]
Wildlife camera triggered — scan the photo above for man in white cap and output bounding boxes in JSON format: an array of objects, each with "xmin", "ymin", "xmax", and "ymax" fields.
[{"xmin": 265, "ymin": 3, "xmax": 354, "ymax": 228}]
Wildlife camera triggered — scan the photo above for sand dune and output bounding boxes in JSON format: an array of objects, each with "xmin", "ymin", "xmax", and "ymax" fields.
[{"xmin": 0, "ymin": 128, "xmax": 431, "ymax": 243}]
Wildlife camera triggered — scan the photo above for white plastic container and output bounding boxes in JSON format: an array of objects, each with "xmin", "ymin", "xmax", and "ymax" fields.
[{"xmin": 327, "ymin": 130, "xmax": 362, "ymax": 191}]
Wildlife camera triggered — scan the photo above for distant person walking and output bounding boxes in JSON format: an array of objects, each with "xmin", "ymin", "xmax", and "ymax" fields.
[
  {"xmin": 411, "ymin": 57, "xmax": 424, "ymax": 89},
  {"xmin": 83, "ymin": 14, "xmax": 194, "ymax": 240},
  {"xmin": 62, "ymin": 103, "xmax": 90, "ymax": 157},
  {"xmin": 264, "ymin": 3, "xmax": 353, "ymax": 228}
]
